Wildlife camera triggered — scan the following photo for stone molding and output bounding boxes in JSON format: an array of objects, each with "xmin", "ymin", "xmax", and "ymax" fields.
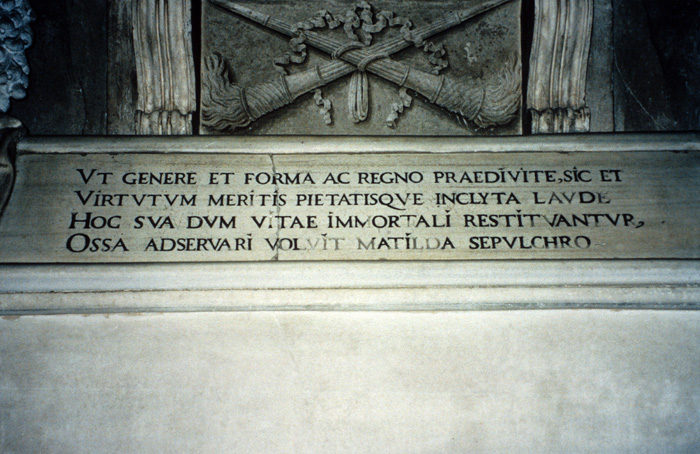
[{"xmin": 2, "ymin": 260, "xmax": 700, "ymax": 314}]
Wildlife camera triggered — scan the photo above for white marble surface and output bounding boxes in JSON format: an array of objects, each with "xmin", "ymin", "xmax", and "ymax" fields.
[
  {"xmin": 2, "ymin": 310, "xmax": 699, "ymax": 453},
  {"xmin": 3, "ymin": 260, "xmax": 700, "ymax": 313}
]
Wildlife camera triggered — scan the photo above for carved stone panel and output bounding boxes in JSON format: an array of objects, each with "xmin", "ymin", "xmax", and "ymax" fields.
[{"xmin": 201, "ymin": 0, "xmax": 522, "ymax": 135}]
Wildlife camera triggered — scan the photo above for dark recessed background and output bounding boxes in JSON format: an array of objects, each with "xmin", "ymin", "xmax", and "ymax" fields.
[{"xmin": 9, "ymin": 0, "xmax": 700, "ymax": 135}]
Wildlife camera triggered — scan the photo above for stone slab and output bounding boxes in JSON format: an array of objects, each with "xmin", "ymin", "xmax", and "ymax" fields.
[
  {"xmin": 2, "ymin": 310, "xmax": 700, "ymax": 453},
  {"xmin": 0, "ymin": 134, "xmax": 699, "ymax": 263}
]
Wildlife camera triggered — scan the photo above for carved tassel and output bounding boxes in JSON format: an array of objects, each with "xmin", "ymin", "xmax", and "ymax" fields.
[{"xmin": 348, "ymin": 71, "xmax": 369, "ymax": 123}]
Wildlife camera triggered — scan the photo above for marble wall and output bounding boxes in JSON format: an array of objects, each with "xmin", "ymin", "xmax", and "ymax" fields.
[{"xmin": 3, "ymin": 310, "xmax": 700, "ymax": 452}]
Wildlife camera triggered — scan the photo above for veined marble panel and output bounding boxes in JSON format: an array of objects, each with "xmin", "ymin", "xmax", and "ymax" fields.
[{"xmin": 2, "ymin": 310, "xmax": 700, "ymax": 453}]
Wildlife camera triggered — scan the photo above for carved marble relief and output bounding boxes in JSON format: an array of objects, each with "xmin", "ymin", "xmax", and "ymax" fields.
[
  {"xmin": 201, "ymin": 0, "xmax": 522, "ymax": 135},
  {"xmin": 527, "ymin": 0, "xmax": 593, "ymax": 133},
  {"xmin": 132, "ymin": 0, "xmax": 196, "ymax": 134},
  {"xmin": 0, "ymin": 0, "xmax": 33, "ymax": 113}
]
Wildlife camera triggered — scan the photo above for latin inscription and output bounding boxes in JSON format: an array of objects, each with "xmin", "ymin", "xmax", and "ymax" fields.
[{"xmin": 0, "ymin": 151, "xmax": 698, "ymax": 262}]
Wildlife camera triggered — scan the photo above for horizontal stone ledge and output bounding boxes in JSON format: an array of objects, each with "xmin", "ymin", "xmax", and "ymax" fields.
[
  {"xmin": 16, "ymin": 132, "xmax": 700, "ymax": 155},
  {"xmin": 1, "ymin": 260, "xmax": 699, "ymax": 293},
  {"xmin": 2, "ymin": 286, "xmax": 700, "ymax": 315},
  {"xmin": 1, "ymin": 260, "xmax": 700, "ymax": 314}
]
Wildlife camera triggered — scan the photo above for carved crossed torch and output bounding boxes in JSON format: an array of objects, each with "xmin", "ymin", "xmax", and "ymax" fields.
[{"xmin": 203, "ymin": 0, "xmax": 519, "ymax": 131}]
